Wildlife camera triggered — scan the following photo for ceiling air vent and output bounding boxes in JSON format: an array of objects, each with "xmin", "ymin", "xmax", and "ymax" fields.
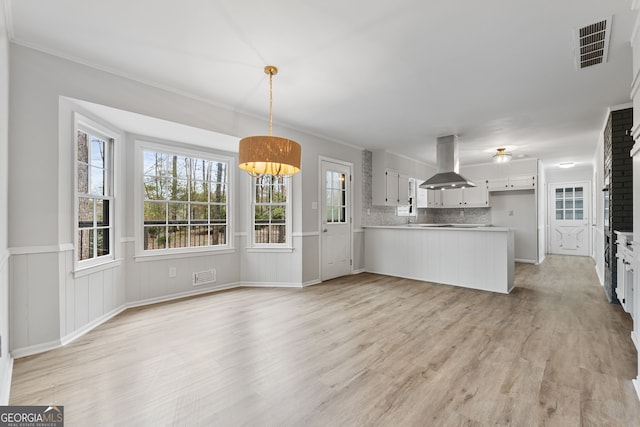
[{"xmin": 575, "ymin": 17, "xmax": 611, "ymax": 69}]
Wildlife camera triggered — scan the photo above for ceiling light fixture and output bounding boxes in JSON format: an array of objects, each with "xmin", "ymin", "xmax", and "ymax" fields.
[
  {"xmin": 493, "ymin": 147, "xmax": 512, "ymax": 163},
  {"xmin": 559, "ymin": 162, "xmax": 575, "ymax": 168},
  {"xmin": 238, "ymin": 66, "xmax": 301, "ymax": 177}
]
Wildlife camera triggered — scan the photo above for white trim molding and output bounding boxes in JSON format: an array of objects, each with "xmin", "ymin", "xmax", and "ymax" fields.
[
  {"xmin": 73, "ymin": 258, "xmax": 123, "ymax": 278},
  {"xmin": 292, "ymin": 231, "xmax": 320, "ymax": 237},
  {"xmin": 242, "ymin": 282, "xmax": 303, "ymax": 288},
  {"xmin": 125, "ymin": 281, "xmax": 241, "ymax": 309},
  {"xmin": 0, "ymin": 357, "xmax": 13, "ymax": 406},
  {"xmin": 11, "ymin": 339, "xmax": 63, "ymax": 359},
  {"xmin": 60, "ymin": 305, "xmax": 127, "ymax": 346},
  {"xmin": 10, "ymin": 243, "xmax": 73, "ymax": 255},
  {"xmin": 0, "ymin": 249, "xmax": 8, "ymax": 272},
  {"xmin": 302, "ymin": 279, "xmax": 322, "ymax": 287}
]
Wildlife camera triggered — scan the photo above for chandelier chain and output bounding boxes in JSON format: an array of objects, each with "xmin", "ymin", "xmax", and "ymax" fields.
[{"xmin": 269, "ymin": 69, "xmax": 273, "ymax": 136}]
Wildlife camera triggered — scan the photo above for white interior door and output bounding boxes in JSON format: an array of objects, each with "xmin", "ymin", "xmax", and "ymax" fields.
[
  {"xmin": 321, "ymin": 159, "xmax": 352, "ymax": 281},
  {"xmin": 549, "ymin": 182, "xmax": 590, "ymax": 256}
]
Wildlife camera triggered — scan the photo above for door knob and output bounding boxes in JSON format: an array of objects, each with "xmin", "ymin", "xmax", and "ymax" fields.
[{"xmin": 323, "ymin": 229, "xmax": 328, "ymax": 233}]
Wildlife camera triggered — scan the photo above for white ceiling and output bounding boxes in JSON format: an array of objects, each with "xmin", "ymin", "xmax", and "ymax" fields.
[{"xmin": 5, "ymin": 0, "xmax": 637, "ymax": 167}]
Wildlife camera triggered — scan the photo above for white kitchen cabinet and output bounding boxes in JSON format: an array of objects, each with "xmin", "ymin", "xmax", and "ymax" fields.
[
  {"xmin": 463, "ymin": 184, "xmax": 490, "ymax": 206},
  {"xmin": 486, "ymin": 160, "xmax": 537, "ymax": 191},
  {"xmin": 373, "ymin": 169, "xmax": 409, "ymax": 206},
  {"xmin": 372, "ymin": 150, "xmax": 413, "ymax": 206},
  {"xmin": 440, "ymin": 184, "xmax": 489, "ymax": 208},
  {"xmin": 417, "ymin": 186, "xmax": 442, "ymax": 208},
  {"xmin": 441, "ymin": 188, "xmax": 463, "ymax": 207},
  {"xmin": 488, "ymin": 175, "xmax": 535, "ymax": 191},
  {"xmin": 427, "ymin": 189, "xmax": 442, "ymax": 207}
]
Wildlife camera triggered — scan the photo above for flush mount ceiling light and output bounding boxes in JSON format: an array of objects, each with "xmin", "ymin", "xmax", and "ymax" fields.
[
  {"xmin": 493, "ymin": 147, "xmax": 512, "ymax": 163},
  {"xmin": 559, "ymin": 162, "xmax": 575, "ymax": 168},
  {"xmin": 238, "ymin": 66, "xmax": 301, "ymax": 177}
]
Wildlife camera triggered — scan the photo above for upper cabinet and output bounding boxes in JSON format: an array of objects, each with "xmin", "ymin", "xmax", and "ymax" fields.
[
  {"xmin": 378, "ymin": 170, "xmax": 409, "ymax": 206},
  {"xmin": 440, "ymin": 182, "xmax": 489, "ymax": 208},
  {"xmin": 372, "ymin": 150, "xmax": 537, "ymax": 207},
  {"xmin": 417, "ymin": 187, "xmax": 442, "ymax": 208},
  {"xmin": 372, "ymin": 150, "xmax": 431, "ymax": 206},
  {"xmin": 487, "ymin": 175, "xmax": 535, "ymax": 191},
  {"xmin": 485, "ymin": 160, "xmax": 537, "ymax": 192},
  {"xmin": 417, "ymin": 182, "xmax": 488, "ymax": 208}
]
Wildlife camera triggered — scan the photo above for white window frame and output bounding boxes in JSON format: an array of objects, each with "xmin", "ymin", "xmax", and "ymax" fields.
[
  {"xmin": 135, "ymin": 140, "xmax": 234, "ymax": 258},
  {"xmin": 249, "ymin": 175, "xmax": 292, "ymax": 251},
  {"xmin": 74, "ymin": 114, "xmax": 116, "ymax": 271}
]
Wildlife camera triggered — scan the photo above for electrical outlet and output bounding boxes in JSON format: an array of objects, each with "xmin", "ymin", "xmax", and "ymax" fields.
[{"xmin": 169, "ymin": 267, "xmax": 177, "ymax": 278}]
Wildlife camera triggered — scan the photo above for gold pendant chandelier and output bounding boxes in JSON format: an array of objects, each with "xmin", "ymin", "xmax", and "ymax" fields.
[{"xmin": 238, "ymin": 66, "xmax": 301, "ymax": 177}]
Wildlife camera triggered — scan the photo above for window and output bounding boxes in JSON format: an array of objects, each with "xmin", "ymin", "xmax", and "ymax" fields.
[
  {"xmin": 252, "ymin": 175, "xmax": 290, "ymax": 246},
  {"xmin": 76, "ymin": 123, "xmax": 114, "ymax": 265},
  {"xmin": 326, "ymin": 170, "xmax": 347, "ymax": 223},
  {"xmin": 555, "ymin": 186, "xmax": 584, "ymax": 220},
  {"xmin": 141, "ymin": 146, "xmax": 230, "ymax": 252}
]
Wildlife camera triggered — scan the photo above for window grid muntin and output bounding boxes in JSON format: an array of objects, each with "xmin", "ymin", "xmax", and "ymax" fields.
[
  {"xmin": 253, "ymin": 175, "xmax": 289, "ymax": 245},
  {"xmin": 555, "ymin": 186, "xmax": 584, "ymax": 221},
  {"xmin": 326, "ymin": 170, "xmax": 347, "ymax": 224},
  {"xmin": 77, "ymin": 128, "xmax": 113, "ymax": 263},
  {"xmin": 142, "ymin": 149, "xmax": 229, "ymax": 251}
]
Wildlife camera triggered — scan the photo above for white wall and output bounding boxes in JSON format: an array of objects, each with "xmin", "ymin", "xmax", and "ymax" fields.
[
  {"xmin": 0, "ymin": 6, "xmax": 11, "ymax": 405},
  {"xmin": 8, "ymin": 44, "xmax": 364, "ymax": 357},
  {"xmin": 545, "ymin": 164, "xmax": 594, "ymax": 184},
  {"xmin": 489, "ymin": 190, "xmax": 537, "ymax": 262},
  {"xmin": 538, "ymin": 163, "xmax": 546, "ymax": 263},
  {"xmin": 593, "ymin": 122, "xmax": 607, "ymax": 285}
]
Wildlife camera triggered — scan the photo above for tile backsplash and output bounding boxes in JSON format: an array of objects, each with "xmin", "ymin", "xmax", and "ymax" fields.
[{"xmin": 362, "ymin": 149, "xmax": 491, "ymax": 226}]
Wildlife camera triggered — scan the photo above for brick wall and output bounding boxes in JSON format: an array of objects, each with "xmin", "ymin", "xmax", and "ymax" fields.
[{"xmin": 604, "ymin": 107, "xmax": 633, "ymax": 303}]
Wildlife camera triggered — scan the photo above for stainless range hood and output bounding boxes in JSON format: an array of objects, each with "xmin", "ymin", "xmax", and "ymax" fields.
[{"xmin": 419, "ymin": 135, "xmax": 475, "ymax": 190}]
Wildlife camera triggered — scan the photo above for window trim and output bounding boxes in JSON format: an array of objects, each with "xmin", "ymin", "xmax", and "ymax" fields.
[
  {"xmin": 134, "ymin": 139, "xmax": 234, "ymax": 257},
  {"xmin": 74, "ymin": 114, "xmax": 117, "ymax": 271},
  {"xmin": 250, "ymin": 175, "xmax": 292, "ymax": 249}
]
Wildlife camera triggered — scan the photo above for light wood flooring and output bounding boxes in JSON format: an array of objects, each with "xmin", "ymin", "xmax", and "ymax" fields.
[{"xmin": 10, "ymin": 255, "xmax": 640, "ymax": 426}]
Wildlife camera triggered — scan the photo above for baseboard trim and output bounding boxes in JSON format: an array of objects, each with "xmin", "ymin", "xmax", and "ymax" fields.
[
  {"xmin": 126, "ymin": 282, "xmax": 242, "ymax": 309},
  {"xmin": 302, "ymin": 279, "xmax": 322, "ymax": 287},
  {"xmin": 242, "ymin": 282, "xmax": 303, "ymax": 288},
  {"xmin": 515, "ymin": 259, "xmax": 537, "ymax": 264},
  {"xmin": 11, "ymin": 339, "xmax": 63, "ymax": 359},
  {"xmin": 10, "ymin": 280, "xmax": 321, "ymax": 360},
  {"xmin": 0, "ymin": 357, "xmax": 13, "ymax": 405},
  {"xmin": 634, "ymin": 378, "xmax": 640, "ymax": 403},
  {"xmin": 60, "ymin": 306, "xmax": 127, "ymax": 347},
  {"xmin": 352, "ymin": 268, "xmax": 365, "ymax": 274}
]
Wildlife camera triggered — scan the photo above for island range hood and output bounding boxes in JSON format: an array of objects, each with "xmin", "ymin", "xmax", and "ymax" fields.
[{"xmin": 419, "ymin": 135, "xmax": 475, "ymax": 190}]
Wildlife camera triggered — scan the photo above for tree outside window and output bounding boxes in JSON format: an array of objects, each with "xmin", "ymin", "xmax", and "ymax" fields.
[
  {"xmin": 253, "ymin": 175, "xmax": 289, "ymax": 245},
  {"xmin": 142, "ymin": 149, "xmax": 229, "ymax": 251}
]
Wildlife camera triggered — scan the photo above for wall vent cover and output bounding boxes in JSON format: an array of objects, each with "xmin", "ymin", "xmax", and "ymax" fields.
[
  {"xmin": 575, "ymin": 17, "xmax": 611, "ymax": 69},
  {"xmin": 192, "ymin": 269, "xmax": 216, "ymax": 286}
]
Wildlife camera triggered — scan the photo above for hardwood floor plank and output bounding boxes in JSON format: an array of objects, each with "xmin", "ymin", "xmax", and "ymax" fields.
[{"xmin": 9, "ymin": 256, "xmax": 640, "ymax": 426}]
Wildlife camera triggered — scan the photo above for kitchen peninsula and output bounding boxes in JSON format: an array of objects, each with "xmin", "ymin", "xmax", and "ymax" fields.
[{"xmin": 364, "ymin": 225, "xmax": 515, "ymax": 293}]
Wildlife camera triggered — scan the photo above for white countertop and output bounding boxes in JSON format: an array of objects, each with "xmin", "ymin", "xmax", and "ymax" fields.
[{"xmin": 364, "ymin": 224, "xmax": 511, "ymax": 232}]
